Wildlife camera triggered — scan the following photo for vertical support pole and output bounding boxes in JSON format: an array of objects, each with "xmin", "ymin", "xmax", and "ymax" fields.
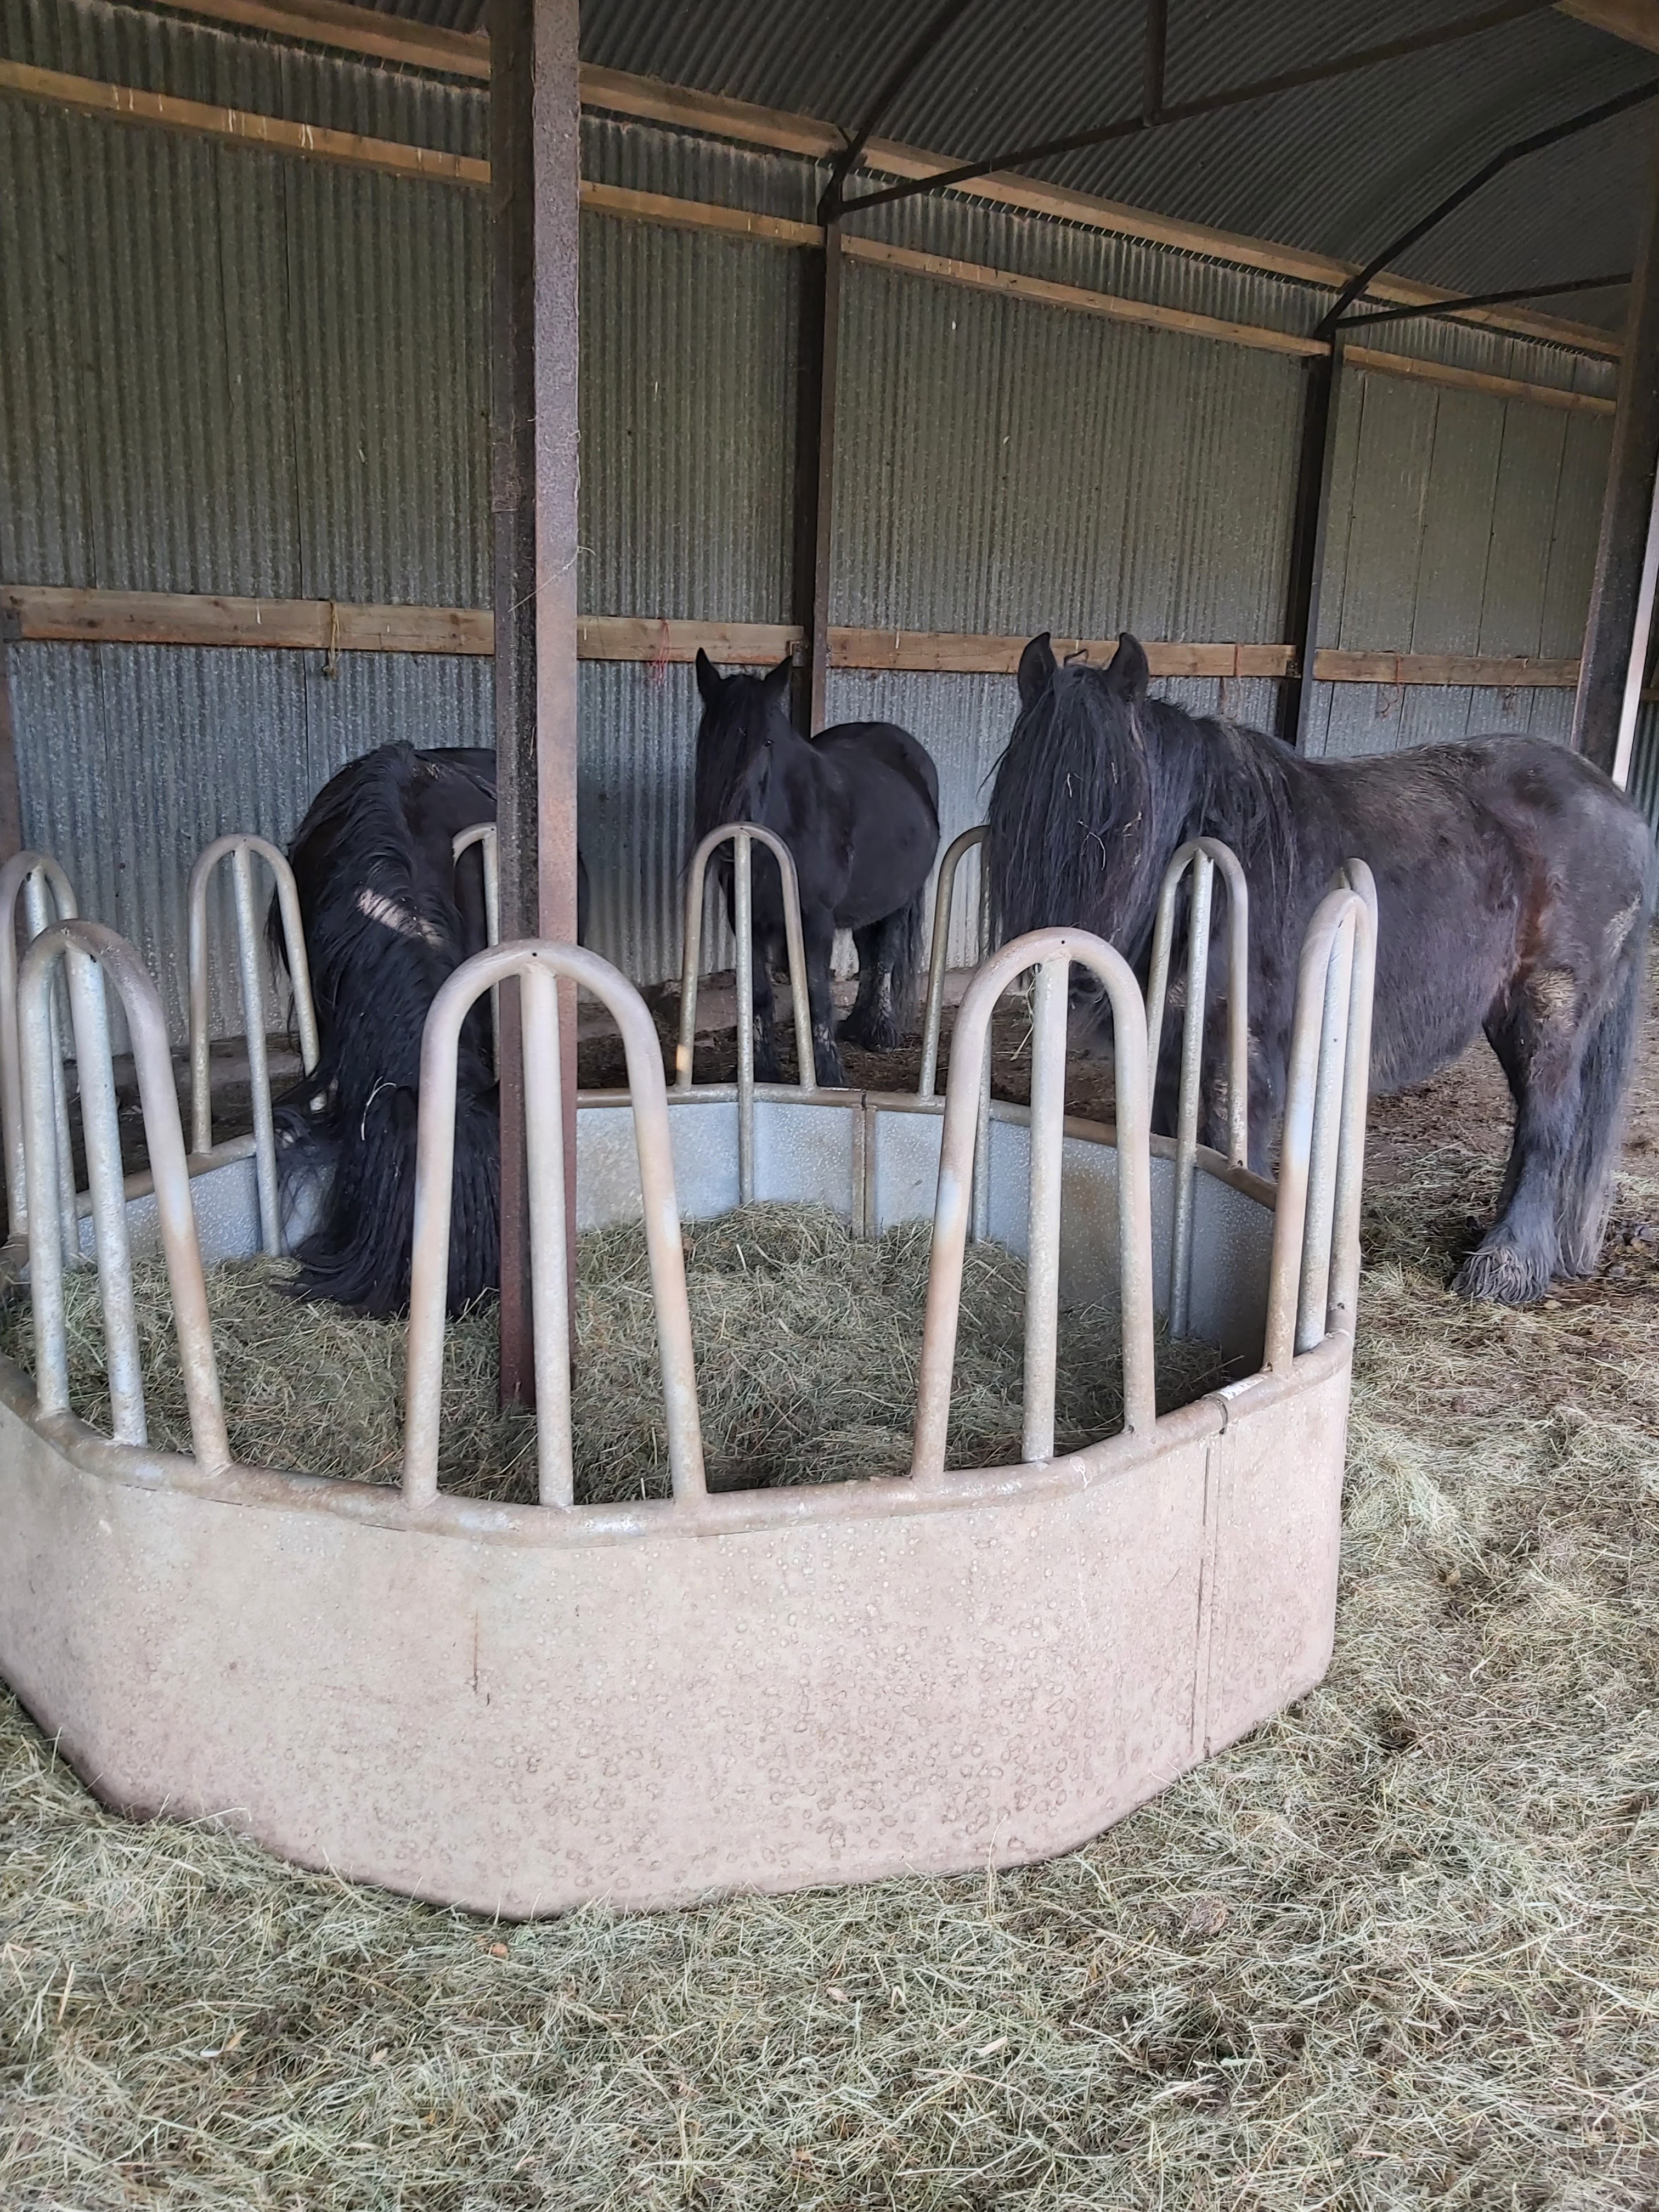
[
  {"xmin": 1277, "ymin": 334, "xmax": 1344, "ymax": 752},
  {"xmin": 1575, "ymin": 117, "xmax": 1659, "ymax": 780},
  {"xmin": 490, "ymin": 0, "xmax": 581, "ymax": 1406},
  {"xmin": 0, "ymin": 601, "xmax": 21, "ymax": 868},
  {"xmin": 792, "ymin": 219, "xmax": 842, "ymax": 735},
  {"xmin": 1611, "ymin": 466, "xmax": 1659, "ymax": 791}
]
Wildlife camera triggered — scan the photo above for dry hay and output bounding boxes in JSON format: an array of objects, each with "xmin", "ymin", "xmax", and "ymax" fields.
[
  {"xmin": 1, "ymin": 1154, "xmax": 1657, "ymax": 2208},
  {"xmin": 0, "ymin": 1206, "xmax": 1227, "ymax": 1500}
]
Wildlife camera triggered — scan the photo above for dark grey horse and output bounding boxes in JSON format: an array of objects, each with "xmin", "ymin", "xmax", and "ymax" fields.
[{"xmin": 987, "ymin": 631, "xmax": 1654, "ymax": 1304}]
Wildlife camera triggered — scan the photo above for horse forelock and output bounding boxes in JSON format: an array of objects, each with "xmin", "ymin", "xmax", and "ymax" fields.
[
  {"xmin": 986, "ymin": 665, "xmax": 1173, "ymax": 951},
  {"xmin": 693, "ymin": 675, "xmax": 784, "ymax": 836}
]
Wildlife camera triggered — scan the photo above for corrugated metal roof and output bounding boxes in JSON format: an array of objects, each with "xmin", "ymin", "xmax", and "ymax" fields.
[{"xmin": 568, "ymin": 0, "xmax": 1654, "ymax": 328}]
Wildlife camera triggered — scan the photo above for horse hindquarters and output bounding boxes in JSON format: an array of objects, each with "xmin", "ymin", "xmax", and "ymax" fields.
[{"xmin": 1455, "ymin": 902, "xmax": 1650, "ymax": 1303}]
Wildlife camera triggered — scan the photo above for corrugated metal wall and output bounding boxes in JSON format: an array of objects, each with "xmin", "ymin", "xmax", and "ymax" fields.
[
  {"xmin": 0, "ymin": 0, "xmax": 1644, "ymax": 1034},
  {"xmin": 1304, "ymin": 352, "xmax": 1612, "ymax": 759}
]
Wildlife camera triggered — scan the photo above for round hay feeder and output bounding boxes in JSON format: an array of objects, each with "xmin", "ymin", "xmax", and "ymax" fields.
[{"xmin": 0, "ymin": 831, "xmax": 1376, "ymax": 1917}]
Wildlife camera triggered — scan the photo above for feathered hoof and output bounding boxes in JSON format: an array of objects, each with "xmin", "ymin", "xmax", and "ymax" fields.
[
  {"xmin": 1452, "ymin": 1240, "xmax": 1553, "ymax": 1306},
  {"xmin": 837, "ymin": 1009, "xmax": 900, "ymax": 1053},
  {"xmin": 811, "ymin": 1030, "xmax": 848, "ymax": 1088}
]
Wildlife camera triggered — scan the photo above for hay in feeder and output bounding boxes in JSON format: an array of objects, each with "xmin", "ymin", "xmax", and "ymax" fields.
[{"xmin": 0, "ymin": 1205, "xmax": 1231, "ymax": 1499}]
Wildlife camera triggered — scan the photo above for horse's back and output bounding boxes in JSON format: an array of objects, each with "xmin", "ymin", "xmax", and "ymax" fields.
[{"xmin": 815, "ymin": 720, "xmax": 941, "ymax": 821}]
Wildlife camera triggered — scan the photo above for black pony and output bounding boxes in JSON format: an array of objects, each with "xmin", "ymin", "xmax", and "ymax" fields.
[
  {"xmin": 269, "ymin": 741, "xmax": 589, "ymax": 1317},
  {"xmin": 693, "ymin": 652, "xmax": 941, "ymax": 1086},
  {"xmin": 988, "ymin": 631, "xmax": 1654, "ymax": 1305}
]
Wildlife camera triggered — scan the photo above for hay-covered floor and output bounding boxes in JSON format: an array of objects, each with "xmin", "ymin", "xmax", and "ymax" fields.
[{"xmin": 3, "ymin": 981, "xmax": 1658, "ymax": 2207}]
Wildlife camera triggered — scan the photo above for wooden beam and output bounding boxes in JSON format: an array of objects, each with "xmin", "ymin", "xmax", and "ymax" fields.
[
  {"xmin": 827, "ymin": 630, "xmax": 1296, "ymax": 676},
  {"xmin": 1558, "ymin": 0, "xmax": 1659, "ymax": 58},
  {"xmin": 581, "ymin": 182, "xmax": 819, "ymax": 247},
  {"xmin": 577, "ymin": 64, "xmax": 842, "ymax": 161},
  {"xmin": 3, "ymin": 591, "xmax": 1602, "ymax": 686},
  {"xmin": 578, "ymin": 616, "xmax": 804, "ymax": 664},
  {"xmin": 2, "ymin": 590, "xmax": 1598, "ymax": 686},
  {"xmin": 1, "ymin": 585, "xmax": 493, "ymax": 650},
  {"xmin": 842, "ymin": 236, "xmax": 1324, "ymax": 359},
  {"xmin": 1346, "ymin": 343, "xmax": 1617, "ymax": 412},
  {"xmin": 0, "ymin": 59, "xmax": 489, "ymax": 185},
  {"xmin": 1313, "ymin": 649, "xmax": 1580, "ymax": 685},
  {"xmin": 148, "ymin": 0, "xmax": 490, "ymax": 77}
]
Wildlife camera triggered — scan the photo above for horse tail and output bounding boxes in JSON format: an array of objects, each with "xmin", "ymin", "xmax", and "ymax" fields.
[
  {"xmin": 888, "ymin": 880, "xmax": 928, "ymax": 1034},
  {"xmin": 274, "ymin": 1080, "xmax": 499, "ymax": 1319},
  {"xmin": 1557, "ymin": 884, "xmax": 1652, "ymax": 1276}
]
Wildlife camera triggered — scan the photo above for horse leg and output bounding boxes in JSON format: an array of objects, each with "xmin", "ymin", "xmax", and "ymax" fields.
[
  {"xmin": 837, "ymin": 923, "xmax": 887, "ymax": 1052},
  {"xmin": 749, "ymin": 939, "xmax": 783, "ymax": 1084},
  {"xmin": 803, "ymin": 909, "xmax": 847, "ymax": 1087},
  {"xmin": 1454, "ymin": 980, "xmax": 1585, "ymax": 1304}
]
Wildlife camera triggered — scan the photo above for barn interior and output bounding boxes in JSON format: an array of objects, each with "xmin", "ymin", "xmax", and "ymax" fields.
[{"xmin": 2, "ymin": 0, "xmax": 1658, "ymax": 2200}]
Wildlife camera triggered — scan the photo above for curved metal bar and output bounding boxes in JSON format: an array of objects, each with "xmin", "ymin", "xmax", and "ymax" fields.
[
  {"xmin": 918, "ymin": 824, "xmax": 994, "ymax": 1242},
  {"xmin": 918, "ymin": 825, "xmax": 988, "ymax": 1097},
  {"xmin": 0, "ymin": 851, "xmax": 77, "ymax": 1245},
  {"xmin": 910, "ymin": 926, "xmax": 1155, "ymax": 1482},
  {"xmin": 1325, "ymin": 859, "xmax": 1378, "ymax": 1341},
  {"xmin": 1263, "ymin": 877, "xmax": 1378, "ymax": 1373},
  {"xmin": 676, "ymin": 822, "xmax": 814, "ymax": 1206},
  {"xmin": 187, "ymin": 834, "xmax": 318, "ymax": 1259},
  {"xmin": 452, "ymin": 821, "xmax": 501, "ymax": 946},
  {"xmin": 403, "ymin": 940, "xmax": 705, "ymax": 1510},
  {"xmin": 20, "ymin": 919, "xmax": 230, "ymax": 1472},
  {"xmin": 452, "ymin": 821, "xmax": 501, "ymax": 1069},
  {"xmin": 1143, "ymin": 838, "xmax": 1250, "ymax": 1335},
  {"xmin": 1143, "ymin": 837, "xmax": 1250, "ymax": 1165}
]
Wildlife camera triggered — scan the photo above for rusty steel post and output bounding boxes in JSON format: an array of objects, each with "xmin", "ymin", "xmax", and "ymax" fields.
[
  {"xmin": 0, "ymin": 597, "xmax": 21, "ymax": 870},
  {"xmin": 490, "ymin": 0, "xmax": 581, "ymax": 1405}
]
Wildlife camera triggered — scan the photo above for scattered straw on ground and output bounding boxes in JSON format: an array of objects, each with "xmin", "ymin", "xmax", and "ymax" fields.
[
  {"xmin": 2, "ymin": 1147, "xmax": 1657, "ymax": 2205},
  {"xmin": 0, "ymin": 1206, "xmax": 1227, "ymax": 1500}
]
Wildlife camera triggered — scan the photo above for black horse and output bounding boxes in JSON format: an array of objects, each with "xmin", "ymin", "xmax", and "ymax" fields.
[
  {"xmin": 269, "ymin": 741, "xmax": 589, "ymax": 1317},
  {"xmin": 987, "ymin": 631, "xmax": 1654, "ymax": 1305},
  {"xmin": 693, "ymin": 652, "xmax": 941, "ymax": 1086}
]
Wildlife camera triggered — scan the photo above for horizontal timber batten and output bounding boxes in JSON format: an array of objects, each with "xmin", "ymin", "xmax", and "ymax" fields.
[
  {"xmin": 2, "ymin": 588, "xmax": 494, "ymax": 653},
  {"xmin": 1344, "ymin": 345, "xmax": 1616, "ymax": 415},
  {"xmin": 0, "ymin": 593, "xmax": 1594, "ymax": 689},
  {"xmin": 1, "ymin": 27, "xmax": 1617, "ymax": 362},
  {"xmin": 0, "ymin": 59, "xmax": 489, "ymax": 184},
  {"xmin": 840, "ymin": 240, "xmax": 1324, "ymax": 359}
]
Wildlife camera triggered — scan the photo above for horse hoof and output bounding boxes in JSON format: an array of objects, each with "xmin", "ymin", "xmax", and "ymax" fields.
[
  {"xmin": 839, "ymin": 1012, "xmax": 899, "ymax": 1054},
  {"xmin": 814, "ymin": 1049, "xmax": 849, "ymax": 1088},
  {"xmin": 1452, "ymin": 1244, "xmax": 1551, "ymax": 1306}
]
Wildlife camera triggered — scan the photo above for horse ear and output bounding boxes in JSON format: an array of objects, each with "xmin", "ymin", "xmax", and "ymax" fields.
[
  {"xmin": 1107, "ymin": 631, "xmax": 1149, "ymax": 703},
  {"xmin": 763, "ymin": 653, "xmax": 793, "ymax": 701},
  {"xmin": 695, "ymin": 649, "xmax": 724, "ymax": 709},
  {"xmin": 1017, "ymin": 633, "xmax": 1057, "ymax": 712}
]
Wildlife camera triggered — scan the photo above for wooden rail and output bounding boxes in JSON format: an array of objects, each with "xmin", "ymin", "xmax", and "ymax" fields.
[{"xmin": 0, "ymin": 589, "xmax": 1594, "ymax": 687}]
